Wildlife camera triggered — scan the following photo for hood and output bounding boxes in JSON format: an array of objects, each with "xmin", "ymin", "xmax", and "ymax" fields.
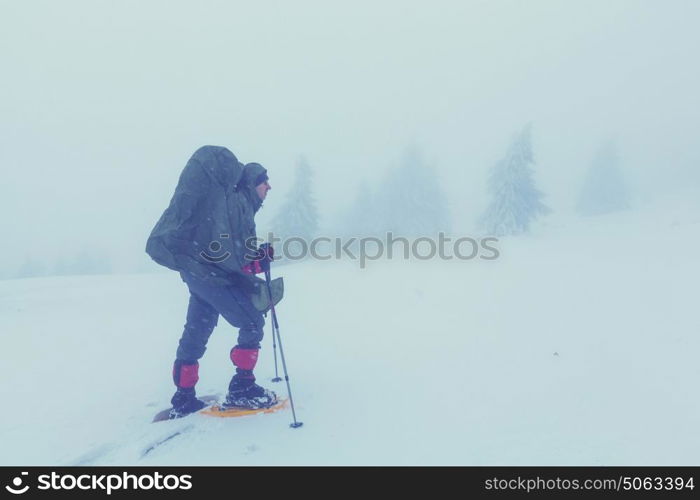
[{"xmin": 241, "ymin": 162, "xmax": 268, "ymax": 212}]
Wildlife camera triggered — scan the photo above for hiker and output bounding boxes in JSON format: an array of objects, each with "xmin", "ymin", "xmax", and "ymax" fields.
[{"xmin": 146, "ymin": 145, "xmax": 277, "ymax": 418}]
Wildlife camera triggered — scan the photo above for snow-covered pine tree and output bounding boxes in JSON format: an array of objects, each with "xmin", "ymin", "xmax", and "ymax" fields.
[
  {"xmin": 377, "ymin": 147, "xmax": 451, "ymax": 237},
  {"xmin": 341, "ymin": 180, "xmax": 379, "ymax": 238},
  {"xmin": 15, "ymin": 256, "xmax": 47, "ymax": 279},
  {"xmin": 270, "ymin": 156, "xmax": 319, "ymax": 260},
  {"xmin": 68, "ymin": 249, "xmax": 112, "ymax": 275},
  {"xmin": 576, "ymin": 141, "xmax": 629, "ymax": 216},
  {"xmin": 480, "ymin": 124, "xmax": 550, "ymax": 236}
]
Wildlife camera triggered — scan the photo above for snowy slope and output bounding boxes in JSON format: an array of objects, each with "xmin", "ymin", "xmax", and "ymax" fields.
[{"xmin": 1, "ymin": 199, "xmax": 699, "ymax": 465}]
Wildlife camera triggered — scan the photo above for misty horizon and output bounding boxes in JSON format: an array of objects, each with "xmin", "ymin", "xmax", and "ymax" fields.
[{"xmin": 2, "ymin": 1, "xmax": 699, "ymax": 278}]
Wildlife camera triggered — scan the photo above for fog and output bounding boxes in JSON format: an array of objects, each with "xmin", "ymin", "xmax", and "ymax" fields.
[{"xmin": 2, "ymin": 0, "xmax": 699, "ymax": 277}]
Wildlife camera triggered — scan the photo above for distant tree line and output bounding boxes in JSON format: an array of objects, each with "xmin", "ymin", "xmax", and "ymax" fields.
[
  {"xmin": 12, "ymin": 250, "xmax": 112, "ymax": 280},
  {"xmin": 6, "ymin": 131, "xmax": 632, "ymax": 279}
]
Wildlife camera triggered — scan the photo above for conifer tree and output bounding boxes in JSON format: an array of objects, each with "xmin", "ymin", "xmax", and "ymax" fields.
[
  {"xmin": 271, "ymin": 157, "xmax": 319, "ymax": 259},
  {"xmin": 481, "ymin": 124, "xmax": 550, "ymax": 236},
  {"xmin": 377, "ymin": 147, "xmax": 451, "ymax": 237},
  {"xmin": 577, "ymin": 141, "xmax": 629, "ymax": 216}
]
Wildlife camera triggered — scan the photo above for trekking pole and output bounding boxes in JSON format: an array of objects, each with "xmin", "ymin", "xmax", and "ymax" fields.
[
  {"xmin": 261, "ymin": 246, "xmax": 281, "ymax": 382},
  {"xmin": 270, "ymin": 314, "xmax": 282, "ymax": 383},
  {"xmin": 264, "ymin": 269, "xmax": 303, "ymax": 429}
]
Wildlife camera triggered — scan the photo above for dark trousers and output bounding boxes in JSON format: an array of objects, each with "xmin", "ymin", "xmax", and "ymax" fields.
[{"xmin": 175, "ymin": 273, "xmax": 265, "ymax": 362}]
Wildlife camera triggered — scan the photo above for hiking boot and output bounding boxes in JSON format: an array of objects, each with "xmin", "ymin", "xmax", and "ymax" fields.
[
  {"xmin": 169, "ymin": 387, "xmax": 207, "ymax": 419},
  {"xmin": 224, "ymin": 383, "xmax": 277, "ymax": 409},
  {"xmin": 224, "ymin": 375, "xmax": 277, "ymax": 409}
]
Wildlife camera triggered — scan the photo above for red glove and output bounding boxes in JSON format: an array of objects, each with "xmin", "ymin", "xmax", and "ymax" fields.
[{"xmin": 242, "ymin": 244, "xmax": 274, "ymax": 275}]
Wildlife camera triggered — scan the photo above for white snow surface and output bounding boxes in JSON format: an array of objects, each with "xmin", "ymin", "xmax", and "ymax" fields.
[{"xmin": 1, "ymin": 200, "xmax": 699, "ymax": 465}]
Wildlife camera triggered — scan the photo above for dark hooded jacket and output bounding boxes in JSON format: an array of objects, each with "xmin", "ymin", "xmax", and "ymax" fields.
[{"xmin": 145, "ymin": 146, "xmax": 267, "ymax": 291}]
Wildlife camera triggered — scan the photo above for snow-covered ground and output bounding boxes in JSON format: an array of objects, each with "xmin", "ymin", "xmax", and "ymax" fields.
[{"xmin": 1, "ymin": 196, "xmax": 699, "ymax": 465}]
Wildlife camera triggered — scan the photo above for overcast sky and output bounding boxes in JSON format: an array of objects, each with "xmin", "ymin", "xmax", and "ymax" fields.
[{"xmin": 2, "ymin": 0, "xmax": 699, "ymax": 275}]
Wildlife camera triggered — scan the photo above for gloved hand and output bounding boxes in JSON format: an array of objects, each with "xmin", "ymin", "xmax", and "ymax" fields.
[{"xmin": 257, "ymin": 243, "xmax": 274, "ymax": 272}]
